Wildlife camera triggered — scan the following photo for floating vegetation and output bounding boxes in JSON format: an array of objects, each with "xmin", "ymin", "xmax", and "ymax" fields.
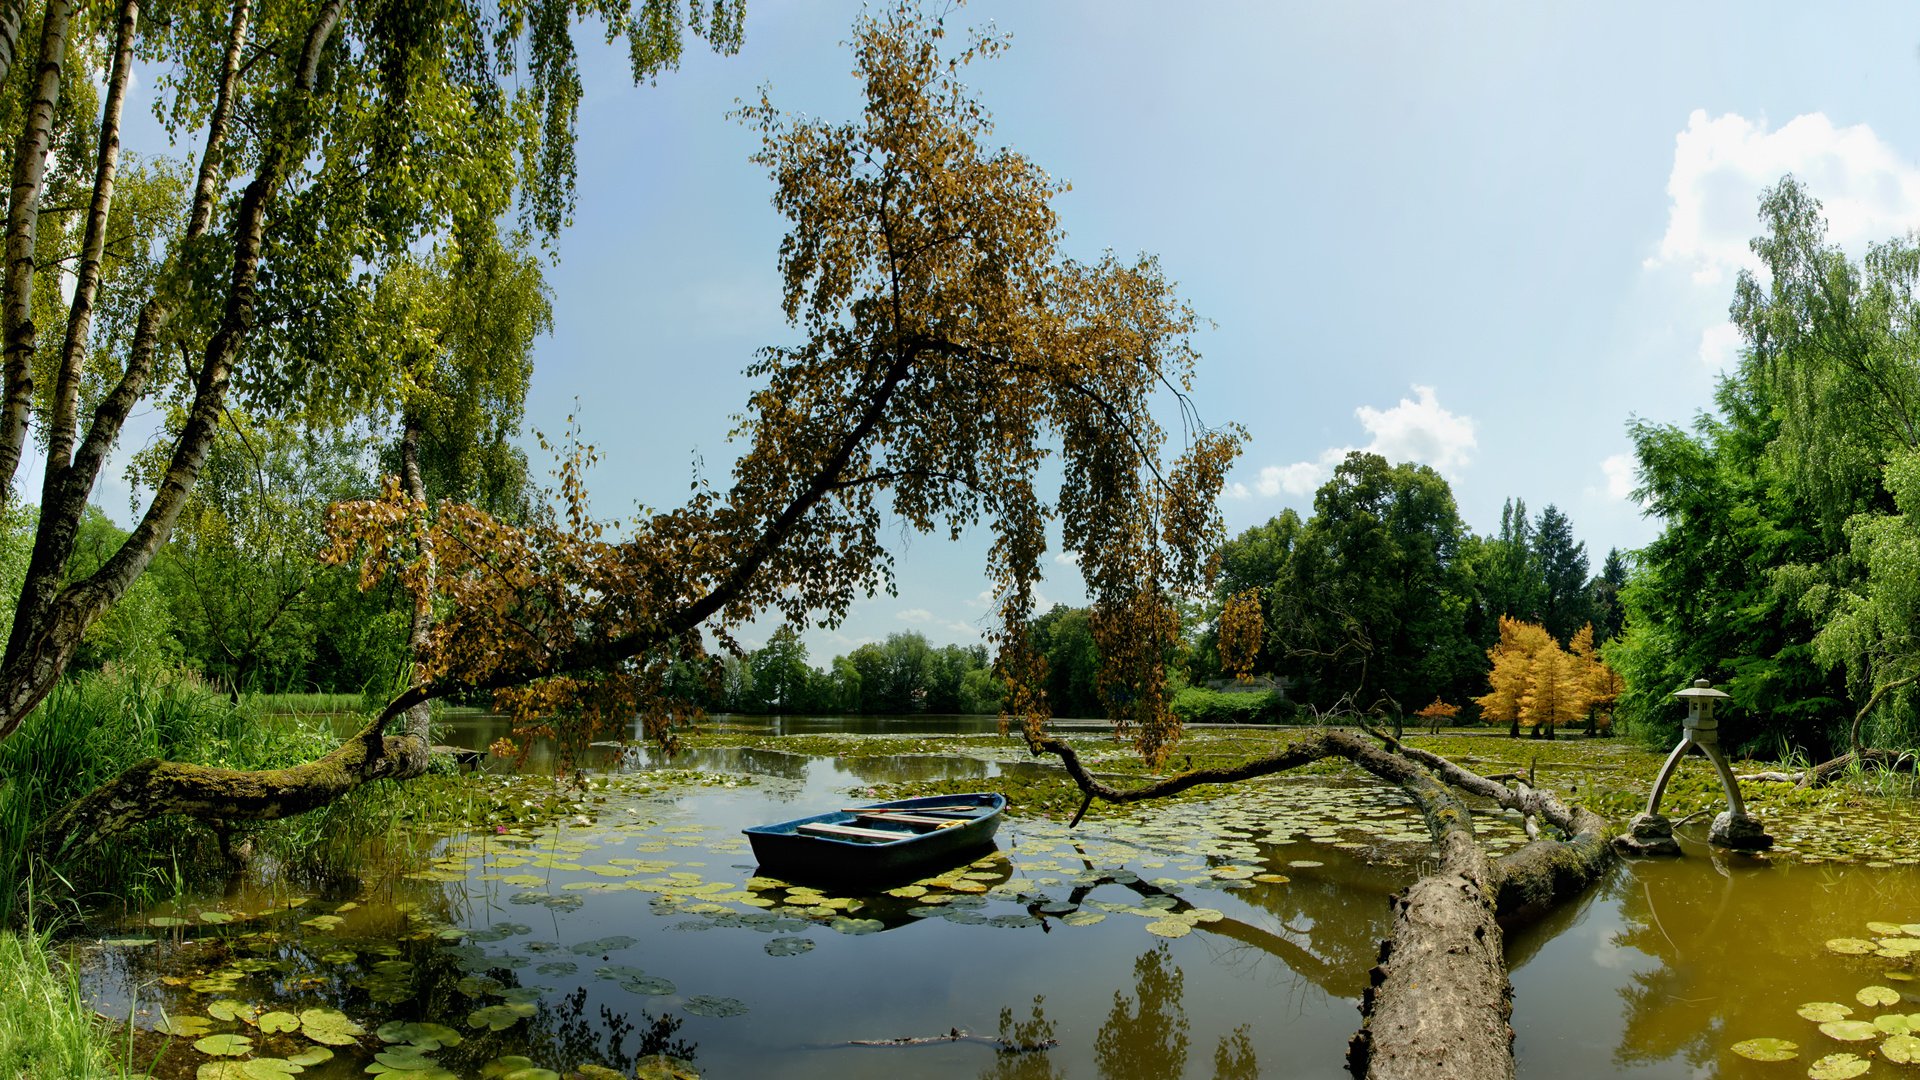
[{"xmin": 1730, "ymin": 1037, "xmax": 1798, "ymax": 1061}]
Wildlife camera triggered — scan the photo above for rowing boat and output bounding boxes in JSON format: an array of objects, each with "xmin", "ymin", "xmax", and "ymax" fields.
[{"xmin": 742, "ymin": 792, "xmax": 1007, "ymax": 882}]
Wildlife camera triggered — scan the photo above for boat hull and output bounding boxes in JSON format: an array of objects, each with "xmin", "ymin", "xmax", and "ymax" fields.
[{"xmin": 743, "ymin": 792, "xmax": 1006, "ymax": 883}]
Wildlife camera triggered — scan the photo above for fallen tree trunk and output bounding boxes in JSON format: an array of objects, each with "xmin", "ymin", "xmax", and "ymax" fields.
[
  {"xmin": 1738, "ymin": 747, "xmax": 1915, "ymax": 788},
  {"xmin": 1025, "ymin": 727, "xmax": 1614, "ymax": 1080},
  {"xmin": 32, "ymin": 692, "xmax": 431, "ymax": 857}
]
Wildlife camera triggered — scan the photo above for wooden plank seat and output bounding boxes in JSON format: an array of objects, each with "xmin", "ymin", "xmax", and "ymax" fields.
[
  {"xmin": 795, "ymin": 821, "xmax": 909, "ymax": 842},
  {"xmin": 852, "ymin": 812, "xmax": 963, "ymax": 827}
]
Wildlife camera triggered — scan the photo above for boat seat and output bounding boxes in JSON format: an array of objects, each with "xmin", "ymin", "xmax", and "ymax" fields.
[
  {"xmin": 796, "ymin": 821, "xmax": 908, "ymax": 842},
  {"xmin": 852, "ymin": 812, "xmax": 963, "ymax": 827}
]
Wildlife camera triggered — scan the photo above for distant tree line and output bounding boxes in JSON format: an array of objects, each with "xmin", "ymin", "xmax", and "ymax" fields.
[{"xmin": 1194, "ymin": 451, "xmax": 1624, "ymax": 723}]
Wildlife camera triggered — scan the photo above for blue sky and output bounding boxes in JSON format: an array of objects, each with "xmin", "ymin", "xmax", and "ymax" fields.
[{"xmin": 518, "ymin": 2, "xmax": 1920, "ymax": 660}]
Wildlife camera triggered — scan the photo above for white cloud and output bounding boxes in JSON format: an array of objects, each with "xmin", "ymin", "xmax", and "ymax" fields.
[
  {"xmin": 1697, "ymin": 321, "xmax": 1743, "ymax": 369},
  {"xmin": 1355, "ymin": 385, "xmax": 1476, "ymax": 474},
  {"xmin": 1240, "ymin": 386, "xmax": 1476, "ymax": 500},
  {"xmin": 1648, "ymin": 110, "xmax": 1920, "ymax": 285},
  {"xmin": 896, "ymin": 608, "xmax": 934, "ymax": 624},
  {"xmin": 1600, "ymin": 454, "xmax": 1636, "ymax": 501}
]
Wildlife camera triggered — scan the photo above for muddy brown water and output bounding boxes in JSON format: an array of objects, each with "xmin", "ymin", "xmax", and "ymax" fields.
[{"xmin": 71, "ymin": 716, "xmax": 1920, "ymax": 1079}]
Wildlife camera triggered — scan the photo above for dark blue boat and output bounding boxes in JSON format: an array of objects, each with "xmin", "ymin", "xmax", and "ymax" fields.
[{"xmin": 743, "ymin": 792, "xmax": 1007, "ymax": 881}]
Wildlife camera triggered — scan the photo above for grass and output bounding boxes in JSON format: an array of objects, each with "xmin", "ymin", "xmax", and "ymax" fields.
[{"xmin": 0, "ymin": 925, "xmax": 139, "ymax": 1079}]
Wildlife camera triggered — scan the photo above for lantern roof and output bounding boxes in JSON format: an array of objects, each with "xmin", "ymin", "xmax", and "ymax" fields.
[{"xmin": 1673, "ymin": 678, "xmax": 1729, "ymax": 701}]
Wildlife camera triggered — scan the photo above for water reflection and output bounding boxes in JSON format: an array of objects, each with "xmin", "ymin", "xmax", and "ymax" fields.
[
  {"xmin": 1095, "ymin": 944, "xmax": 1190, "ymax": 1079},
  {"xmin": 980, "ymin": 997, "xmax": 1062, "ymax": 1080}
]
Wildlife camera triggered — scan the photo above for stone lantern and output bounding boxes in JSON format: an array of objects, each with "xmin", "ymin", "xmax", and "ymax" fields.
[{"xmin": 1616, "ymin": 678, "xmax": 1773, "ymax": 855}]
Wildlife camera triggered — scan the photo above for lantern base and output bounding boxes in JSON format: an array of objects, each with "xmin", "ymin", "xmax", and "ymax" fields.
[
  {"xmin": 1709, "ymin": 811, "xmax": 1773, "ymax": 851},
  {"xmin": 1613, "ymin": 812, "xmax": 1682, "ymax": 857}
]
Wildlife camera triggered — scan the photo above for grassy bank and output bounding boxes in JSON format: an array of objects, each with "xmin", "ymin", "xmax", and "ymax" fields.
[
  {"xmin": 0, "ymin": 670, "xmax": 405, "ymax": 918},
  {"xmin": 0, "ymin": 926, "xmax": 130, "ymax": 1079}
]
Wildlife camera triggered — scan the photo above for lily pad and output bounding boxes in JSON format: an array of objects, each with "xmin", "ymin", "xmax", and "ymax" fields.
[
  {"xmin": 764, "ymin": 936, "xmax": 814, "ymax": 957},
  {"xmin": 239, "ymin": 1061, "xmax": 301, "ymax": 1080},
  {"xmin": 682, "ymin": 995, "xmax": 748, "ymax": 1018},
  {"xmin": 828, "ymin": 917, "xmax": 884, "ymax": 936},
  {"xmin": 480, "ymin": 1056, "xmax": 538, "ymax": 1077},
  {"xmin": 568, "ymin": 935, "xmax": 636, "ymax": 955},
  {"xmin": 1858, "ymin": 986, "xmax": 1902, "ymax": 1007},
  {"xmin": 148, "ymin": 916, "xmax": 192, "ymax": 927},
  {"xmin": 286, "ymin": 1047, "xmax": 333, "ymax": 1067},
  {"xmin": 1145, "ymin": 919, "xmax": 1192, "ymax": 938},
  {"xmin": 1828, "ymin": 939, "xmax": 1877, "ymax": 956},
  {"xmin": 376, "ymin": 1021, "xmax": 463, "ymax": 1049},
  {"xmin": 467, "ymin": 1004, "xmax": 531, "ymax": 1031},
  {"xmin": 1730, "ymin": 1037, "xmax": 1798, "ymax": 1062},
  {"xmin": 258, "ymin": 1011, "xmax": 300, "ymax": 1034},
  {"xmin": 1062, "ymin": 910, "xmax": 1106, "ymax": 927},
  {"xmin": 1819, "ymin": 1020, "xmax": 1880, "ymax": 1042},
  {"xmin": 156, "ymin": 1015, "xmax": 215, "ymax": 1037},
  {"xmin": 632, "ymin": 1055, "xmax": 700, "ymax": 1080},
  {"xmin": 1884, "ymin": 1033, "xmax": 1920, "ymax": 1064},
  {"xmin": 1800, "ymin": 1003, "xmax": 1855, "ymax": 1022},
  {"xmin": 196, "ymin": 1065, "xmax": 250, "ymax": 1080},
  {"xmin": 298, "ymin": 1007, "xmax": 366, "ymax": 1046},
  {"xmin": 193, "ymin": 1034, "xmax": 254, "ymax": 1057},
  {"xmin": 207, "ymin": 1000, "xmax": 259, "ymax": 1024},
  {"xmin": 371, "ymin": 1045, "xmax": 439, "ymax": 1070},
  {"xmin": 1807, "ymin": 1053, "xmax": 1871, "ymax": 1079}
]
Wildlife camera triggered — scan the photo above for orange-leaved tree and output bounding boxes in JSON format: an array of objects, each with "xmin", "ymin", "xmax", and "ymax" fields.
[
  {"xmin": 45, "ymin": 2, "xmax": 1243, "ymax": 850},
  {"xmin": 1475, "ymin": 616, "xmax": 1554, "ymax": 739},
  {"xmin": 1415, "ymin": 697, "xmax": 1459, "ymax": 734}
]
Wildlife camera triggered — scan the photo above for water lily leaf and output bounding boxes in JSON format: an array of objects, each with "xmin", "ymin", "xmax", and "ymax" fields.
[
  {"xmin": 286, "ymin": 1047, "xmax": 333, "ymax": 1068},
  {"xmin": 575, "ymin": 1067, "xmax": 624, "ymax": 1080},
  {"xmin": 196, "ymin": 1065, "xmax": 250, "ymax": 1080},
  {"xmin": 373, "ymin": 1045, "xmax": 438, "ymax": 1069},
  {"xmin": 1868, "ymin": 922, "xmax": 1905, "ymax": 935},
  {"xmin": 1062, "ymin": 910, "xmax": 1106, "ymax": 927},
  {"xmin": 1884, "ymin": 1033, "xmax": 1920, "ymax": 1064},
  {"xmin": 1287, "ymin": 860, "xmax": 1324, "ymax": 869},
  {"xmin": 828, "ymin": 917, "xmax": 884, "ymax": 936},
  {"xmin": 1808, "ymin": 1053, "xmax": 1870, "ymax": 1079},
  {"xmin": 1858, "ymin": 986, "xmax": 1901, "ymax": 1007},
  {"xmin": 631, "ymin": 1054, "xmax": 700, "ymax": 1080},
  {"xmin": 1730, "ymin": 1037, "xmax": 1797, "ymax": 1062},
  {"xmin": 1875, "ymin": 1014, "xmax": 1912, "ymax": 1035},
  {"xmin": 239, "ymin": 1060, "xmax": 301, "ymax": 1079},
  {"xmin": 467, "ymin": 1005, "xmax": 527, "ymax": 1031},
  {"xmin": 193, "ymin": 1034, "xmax": 254, "ymax": 1057},
  {"xmin": 682, "ymin": 995, "xmax": 748, "ymax": 1018},
  {"xmin": 199, "ymin": 912, "xmax": 235, "ymax": 925},
  {"xmin": 258, "ymin": 1011, "xmax": 300, "ymax": 1034},
  {"xmin": 298, "ymin": 1008, "xmax": 365, "ymax": 1046},
  {"xmin": 206, "ymin": 1000, "xmax": 259, "ymax": 1024},
  {"xmin": 299, "ymin": 915, "xmax": 344, "ymax": 931},
  {"xmin": 1145, "ymin": 919, "xmax": 1192, "ymax": 938},
  {"xmin": 568, "ymin": 936, "xmax": 636, "ymax": 955},
  {"xmin": 1828, "ymin": 939, "xmax": 1877, "ymax": 956},
  {"xmin": 99, "ymin": 937, "xmax": 156, "ymax": 947},
  {"xmin": 616, "ymin": 975, "xmax": 676, "ymax": 996},
  {"xmin": 1800, "ymin": 1003, "xmax": 1854, "ymax": 1022},
  {"xmin": 157, "ymin": 1015, "xmax": 215, "ymax": 1037},
  {"xmin": 1819, "ymin": 1020, "xmax": 1880, "ymax": 1042},
  {"xmin": 148, "ymin": 916, "xmax": 192, "ymax": 927},
  {"xmin": 480, "ymin": 1056, "xmax": 537, "ymax": 1077},
  {"xmin": 764, "ymin": 936, "xmax": 814, "ymax": 957}
]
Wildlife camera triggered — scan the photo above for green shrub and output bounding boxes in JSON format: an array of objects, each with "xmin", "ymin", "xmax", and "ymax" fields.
[{"xmin": 1170, "ymin": 686, "xmax": 1292, "ymax": 724}]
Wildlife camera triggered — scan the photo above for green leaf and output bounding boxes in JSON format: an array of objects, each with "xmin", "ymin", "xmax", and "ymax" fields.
[
  {"xmin": 1857, "ymin": 986, "xmax": 1901, "ymax": 1007},
  {"xmin": 192, "ymin": 1034, "xmax": 254, "ymax": 1057},
  {"xmin": 1807, "ymin": 1053, "xmax": 1870, "ymax": 1079},
  {"xmin": 1729, "ymin": 1037, "xmax": 1797, "ymax": 1062},
  {"xmin": 1819, "ymin": 1020, "xmax": 1879, "ymax": 1042}
]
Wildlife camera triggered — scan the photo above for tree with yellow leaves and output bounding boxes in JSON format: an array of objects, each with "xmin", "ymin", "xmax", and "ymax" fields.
[
  {"xmin": 1568, "ymin": 623, "xmax": 1623, "ymax": 736},
  {"xmin": 1519, "ymin": 637, "xmax": 1589, "ymax": 740},
  {"xmin": 1475, "ymin": 616, "xmax": 1554, "ymax": 738}
]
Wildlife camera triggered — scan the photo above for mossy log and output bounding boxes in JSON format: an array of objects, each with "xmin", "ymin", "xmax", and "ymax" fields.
[
  {"xmin": 1027, "ymin": 727, "xmax": 1615, "ymax": 1080},
  {"xmin": 34, "ymin": 693, "xmax": 431, "ymax": 855}
]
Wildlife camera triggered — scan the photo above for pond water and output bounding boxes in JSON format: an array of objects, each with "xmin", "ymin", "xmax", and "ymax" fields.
[{"xmin": 71, "ymin": 720, "xmax": 1920, "ymax": 1080}]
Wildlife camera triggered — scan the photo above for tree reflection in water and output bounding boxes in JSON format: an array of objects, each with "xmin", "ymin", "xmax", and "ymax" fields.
[
  {"xmin": 981, "ymin": 996, "xmax": 1063, "ymax": 1080},
  {"xmin": 1095, "ymin": 945, "xmax": 1190, "ymax": 1080}
]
